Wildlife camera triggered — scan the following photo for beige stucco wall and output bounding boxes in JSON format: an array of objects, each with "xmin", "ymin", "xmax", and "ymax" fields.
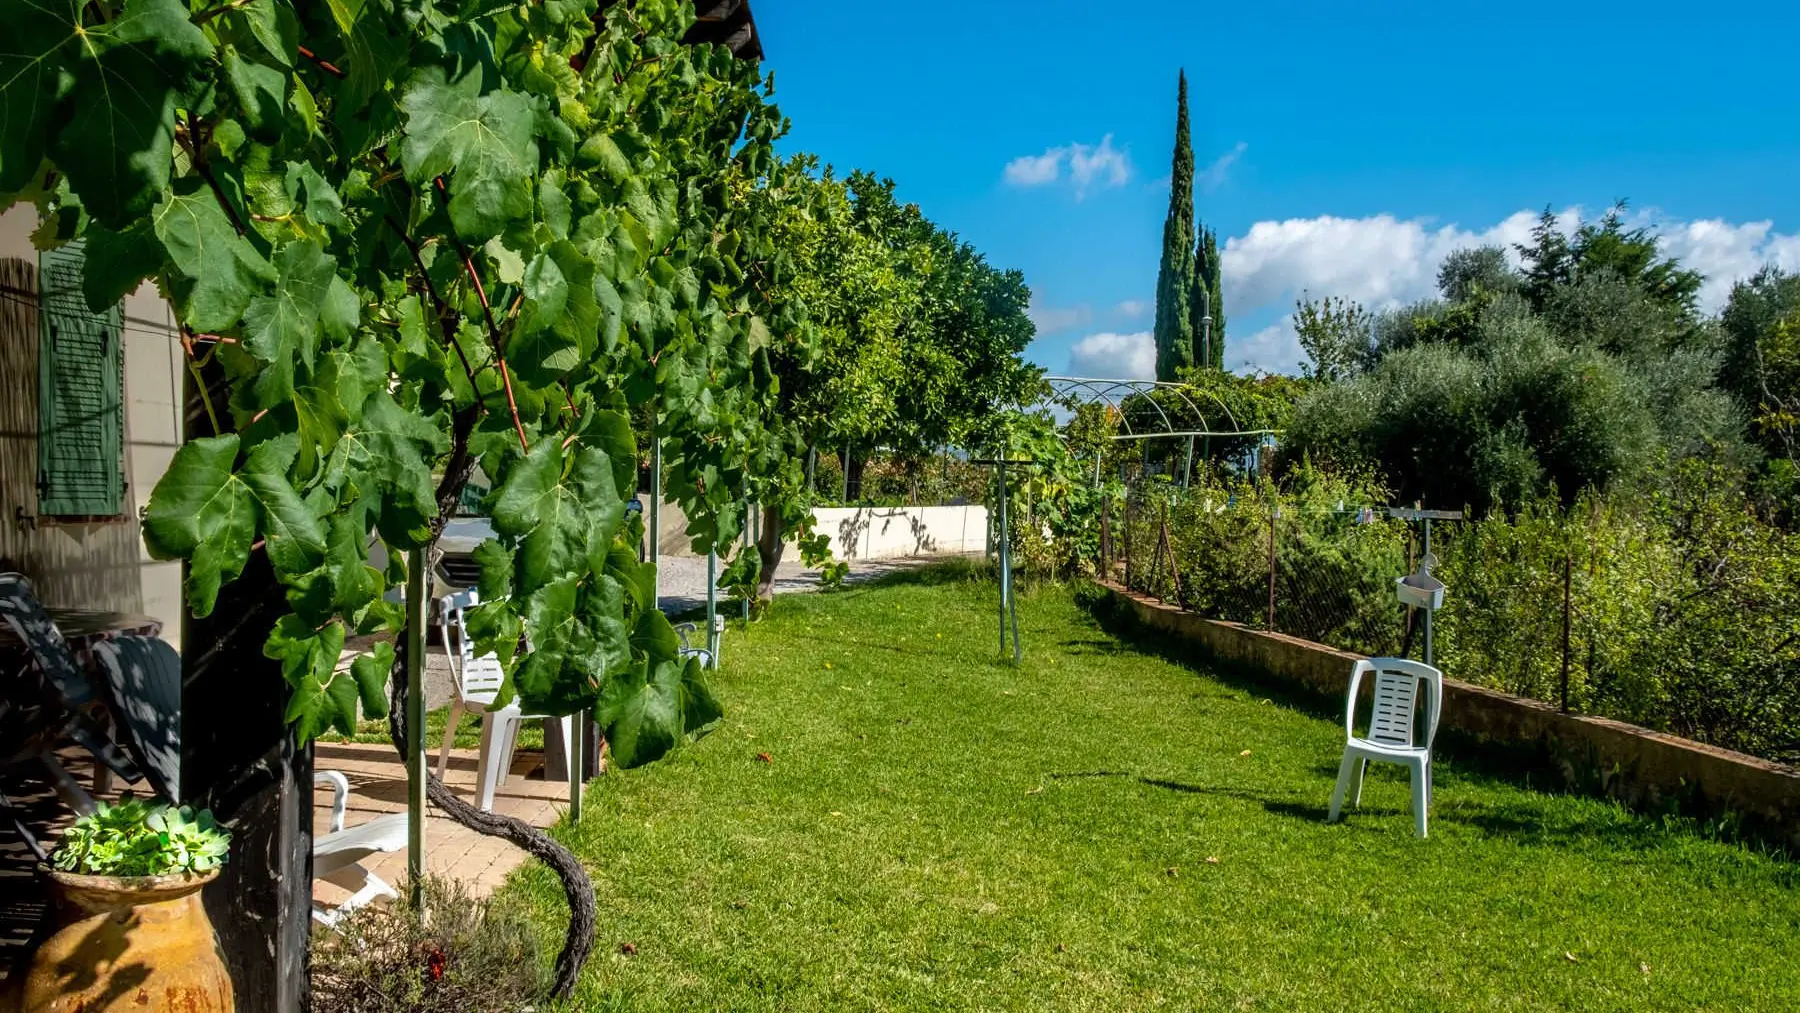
[{"xmin": 0, "ymin": 204, "xmax": 185, "ymax": 647}]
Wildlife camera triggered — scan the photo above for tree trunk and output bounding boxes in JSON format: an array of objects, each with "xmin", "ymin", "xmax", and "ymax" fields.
[
  {"xmin": 383, "ymin": 403, "xmax": 597, "ymax": 1000},
  {"xmin": 845, "ymin": 451, "xmax": 866, "ymax": 502},
  {"xmin": 755, "ymin": 505, "xmax": 785, "ymax": 602}
]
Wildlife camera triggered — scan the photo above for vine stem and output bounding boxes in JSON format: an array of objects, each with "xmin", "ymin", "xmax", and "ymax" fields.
[
  {"xmin": 434, "ymin": 177, "xmax": 530, "ymax": 453},
  {"xmin": 386, "ymin": 404, "xmax": 596, "ymax": 998},
  {"xmin": 179, "ymin": 114, "xmax": 248, "ymax": 238},
  {"xmin": 384, "ymin": 215, "xmax": 483, "ymax": 394},
  {"xmin": 295, "ymin": 45, "xmax": 347, "ymax": 79},
  {"xmin": 177, "ymin": 324, "xmax": 222, "ymax": 435}
]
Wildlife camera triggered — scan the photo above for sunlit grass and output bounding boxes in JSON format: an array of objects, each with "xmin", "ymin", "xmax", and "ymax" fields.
[{"xmin": 496, "ymin": 567, "xmax": 1798, "ymax": 1012}]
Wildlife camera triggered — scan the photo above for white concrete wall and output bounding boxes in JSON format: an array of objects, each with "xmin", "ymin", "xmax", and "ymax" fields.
[
  {"xmin": 0, "ymin": 204, "xmax": 185, "ymax": 647},
  {"xmin": 810, "ymin": 505, "xmax": 988, "ymax": 561}
]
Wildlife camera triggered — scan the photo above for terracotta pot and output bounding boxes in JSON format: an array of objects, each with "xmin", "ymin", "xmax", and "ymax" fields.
[{"xmin": 20, "ymin": 868, "xmax": 233, "ymax": 1013}]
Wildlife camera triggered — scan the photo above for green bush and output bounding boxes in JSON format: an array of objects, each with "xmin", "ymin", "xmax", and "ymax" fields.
[{"xmin": 1116, "ymin": 460, "xmax": 1800, "ymax": 764}]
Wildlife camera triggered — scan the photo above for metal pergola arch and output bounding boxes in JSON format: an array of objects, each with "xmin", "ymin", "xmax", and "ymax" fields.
[{"xmin": 1041, "ymin": 375, "xmax": 1281, "ymax": 485}]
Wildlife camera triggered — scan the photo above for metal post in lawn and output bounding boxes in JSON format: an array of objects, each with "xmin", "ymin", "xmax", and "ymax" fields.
[
  {"xmin": 405, "ymin": 548, "xmax": 427, "ymax": 909},
  {"xmin": 649, "ymin": 422, "xmax": 661, "ymax": 608},
  {"xmin": 707, "ymin": 548, "xmax": 719, "ymax": 663},
  {"xmin": 568, "ymin": 711, "xmax": 584, "ymax": 821},
  {"xmin": 742, "ymin": 502, "xmax": 752, "ymax": 623},
  {"xmin": 997, "ymin": 459, "xmax": 1008, "ymax": 656},
  {"xmin": 1266, "ymin": 499, "xmax": 1278, "ymax": 631},
  {"xmin": 1422, "ymin": 517, "xmax": 1433, "ymax": 667},
  {"xmin": 1560, "ymin": 550, "xmax": 1573, "ymax": 713}
]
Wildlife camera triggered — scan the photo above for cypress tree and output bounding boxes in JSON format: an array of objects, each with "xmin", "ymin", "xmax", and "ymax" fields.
[
  {"xmin": 1190, "ymin": 225, "xmax": 1226, "ymax": 368},
  {"xmin": 1152, "ymin": 71, "xmax": 1195, "ymax": 381}
]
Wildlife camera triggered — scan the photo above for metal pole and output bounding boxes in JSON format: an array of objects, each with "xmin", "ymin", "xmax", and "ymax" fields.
[
  {"xmin": 742, "ymin": 503, "xmax": 752, "ymax": 623},
  {"xmin": 806, "ymin": 447, "xmax": 817, "ymax": 495},
  {"xmin": 404, "ymin": 548, "xmax": 427, "ymax": 909},
  {"xmin": 568, "ymin": 712, "xmax": 584, "ymax": 821},
  {"xmin": 1265, "ymin": 500, "xmax": 1278, "ymax": 630},
  {"xmin": 1422, "ymin": 518, "xmax": 1434, "ymax": 667},
  {"xmin": 1560, "ymin": 550, "xmax": 1572, "ymax": 713},
  {"xmin": 841, "ymin": 444, "xmax": 850, "ymax": 503},
  {"xmin": 649, "ymin": 424, "xmax": 661, "ymax": 609},
  {"xmin": 1183, "ymin": 435, "xmax": 1195, "ymax": 488},
  {"xmin": 997, "ymin": 461, "xmax": 1009, "ymax": 657},
  {"xmin": 707, "ymin": 548, "xmax": 719, "ymax": 662}
]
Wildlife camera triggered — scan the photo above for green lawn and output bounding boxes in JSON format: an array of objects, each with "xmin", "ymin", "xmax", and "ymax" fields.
[{"xmin": 502, "ymin": 566, "xmax": 1799, "ymax": 1012}]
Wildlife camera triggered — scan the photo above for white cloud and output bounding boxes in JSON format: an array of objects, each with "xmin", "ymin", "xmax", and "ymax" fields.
[
  {"xmin": 1028, "ymin": 296, "xmax": 1092, "ymax": 335},
  {"xmin": 1220, "ymin": 209, "xmax": 1560, "ymax": 317},
  {"xmin": 1198, "ymin": 141, "xmax": 1248, "ymax": 191},
  {"xmin": 1004, "ymin": 135, "xmax": 1131, "ymax": 198},
  {"xmin": 1003, "ymin": 151, "xmax": 1063, "ymax": 187},
  {"xmin": 1215, "ymin": 206, "xmax": 1800, "ymax": 374},
  {"xmin": 1068, "ymin": 331, "xmax": 1155, "ymax": 380},
  {"xmin": 1658, "ymin": 219, "xmax": 1800, "ymax": 310},
  {"xmin": 1228, "ymin": 324, "xmax": 1302, "ymax": 376},
  {"xmin": 1114, "ymin": 299, "xmax": 1151, "ymax": 319}
]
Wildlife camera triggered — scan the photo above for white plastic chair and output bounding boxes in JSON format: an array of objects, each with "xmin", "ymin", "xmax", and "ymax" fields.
[
  {"xmin": 1327, "ymin": 657, "xmax": 1443, "ymax": 838},
  {"xmin": 312, "ymin": 770, "xmax": 407, "ymax": 927},
  {"xmin": 671, "ymin": 621, "xmax": 714, "ymax": 669},
  {"xmin": 435, "ymin": 590, "xmax": 570, "ymax": 813}
]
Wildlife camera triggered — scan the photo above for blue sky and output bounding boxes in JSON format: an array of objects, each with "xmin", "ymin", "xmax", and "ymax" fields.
[{"xmin": 754, "ymin": 1, "xmax": 1800, "ymax": 376}]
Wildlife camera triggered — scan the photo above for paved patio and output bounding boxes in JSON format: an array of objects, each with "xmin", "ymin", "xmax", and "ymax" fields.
[{"xmin": 311, "ymin": 738, "xmax": 570, "ymax": 905}]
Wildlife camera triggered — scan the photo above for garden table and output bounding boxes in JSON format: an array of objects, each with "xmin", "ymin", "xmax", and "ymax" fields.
[{"xmin": 0, "ymin": 607, "xmax": 164, "ymax": 655}]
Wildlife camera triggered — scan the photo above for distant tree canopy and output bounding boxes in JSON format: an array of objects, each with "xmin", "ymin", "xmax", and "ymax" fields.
[{"xmin": 1281, "ymin": 205, "xmax": 1756, "ymax": 514}]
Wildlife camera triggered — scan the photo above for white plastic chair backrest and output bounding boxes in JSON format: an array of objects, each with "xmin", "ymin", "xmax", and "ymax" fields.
[
  {"xmin": 440, "ymin": 590, "xmax": 505, "ymax": 705},
  {"xmin": 1345, "ymin": 658, "xmax": 1442, "ymax": 751}
]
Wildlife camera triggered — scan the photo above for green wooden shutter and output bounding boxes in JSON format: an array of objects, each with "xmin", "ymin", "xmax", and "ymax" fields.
[{"xmin": 37, "ymin": 241, "xmax": 125, "ymax": 517}]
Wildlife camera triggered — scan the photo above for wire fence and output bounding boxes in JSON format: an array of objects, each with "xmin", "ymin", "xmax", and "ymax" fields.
[{"xmin": 1103, "ymin": 472, "xmax": 1800, "ymax": 766}]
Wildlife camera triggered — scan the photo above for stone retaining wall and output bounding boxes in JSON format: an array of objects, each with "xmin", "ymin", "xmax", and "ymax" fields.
[{"xmin": 1099, "ymin": 581, "xmax": 1800, "ymax": 847}]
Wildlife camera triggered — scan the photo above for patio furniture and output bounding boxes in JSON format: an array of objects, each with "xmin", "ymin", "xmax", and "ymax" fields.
[
  {"xmin": 1327, "ymin": 657, "xmax": 1442, "ymax": 838},
  {"xmin": 312, "ymin": 770, "xmax": 407, "ymax": 928},
  {"xmin": 672, "ymin": 621, "xmax": 714, "ymax": 668},
  {"xmin": 0, "ymin": 574, "xmax": 147, "ymax": 813},
  {"xmin": 435, "ymin": 590, "xmax": 571, "ymax": 813}
]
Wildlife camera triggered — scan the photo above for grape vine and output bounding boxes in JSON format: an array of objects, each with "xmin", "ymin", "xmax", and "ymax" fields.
[{"xmin": 3, "ymin": 0, "xmax": 788, "ymax": 993}]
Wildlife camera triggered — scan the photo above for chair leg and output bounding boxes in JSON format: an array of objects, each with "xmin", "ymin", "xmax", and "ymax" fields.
[
  {"xmin": 553, "ymin": 716, "xmax": 574, "ymax": 784},
  {"xmin": 475, "ymin": 714, "xmax": 508, "ymax": 812},
  {"xmin": 1328, "ymin": 750, "xmax": 1357, "ymax": 822},
  {"xmin": 1352, "ymin": 758, "xmax": 1369, "ymax": 808},
  {"xmin": 435, "ymin": 697, "xmax": 465, "ymax": 778},
  {"xmin": 498, "ymin": 715, "xmax": 522, "ymax": 786},
  {"xmin": 1411, "ymin": 757, "xmax": 1430, "ymax": 839}
]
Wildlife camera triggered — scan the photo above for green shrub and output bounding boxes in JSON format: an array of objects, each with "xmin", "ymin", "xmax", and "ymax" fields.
[
  {"xmin": 51, "ymin": 798, "xmax": 230, "ymax": 878},
  {"xmin": 1117, "ymin": 461, "xmax": 1800, "ymax": 764}
]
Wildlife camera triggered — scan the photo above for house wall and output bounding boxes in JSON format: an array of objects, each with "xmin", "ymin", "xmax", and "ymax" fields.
[{"xmin": 0, "ymin": 205, "xmax": 185, "ymax": 647}]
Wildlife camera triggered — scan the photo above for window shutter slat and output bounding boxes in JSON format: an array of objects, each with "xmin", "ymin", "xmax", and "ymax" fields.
[{"xmin": 38, "ymin": 241, "xmax": 125, "ymax": 517}]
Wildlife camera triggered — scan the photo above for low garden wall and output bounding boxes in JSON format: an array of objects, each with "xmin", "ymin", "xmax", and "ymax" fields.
[
  {"xmin": 1098, "ymin": 580, "xmax": 1800, "ymax": 848},
  {"xmin": 812, "ymin": 505, "xmax": 988, "ymax": 560}
]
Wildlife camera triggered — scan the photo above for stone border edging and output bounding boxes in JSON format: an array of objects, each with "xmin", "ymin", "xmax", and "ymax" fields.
[{"xmin": 1098, "ymin": 580, "xmax": 1800, "ymax": 847}]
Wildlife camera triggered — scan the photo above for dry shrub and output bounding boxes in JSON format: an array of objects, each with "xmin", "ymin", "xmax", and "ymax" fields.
[{"xmin": 311, "ymin": 876, "xmax": 549, "ymax": 1013}]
